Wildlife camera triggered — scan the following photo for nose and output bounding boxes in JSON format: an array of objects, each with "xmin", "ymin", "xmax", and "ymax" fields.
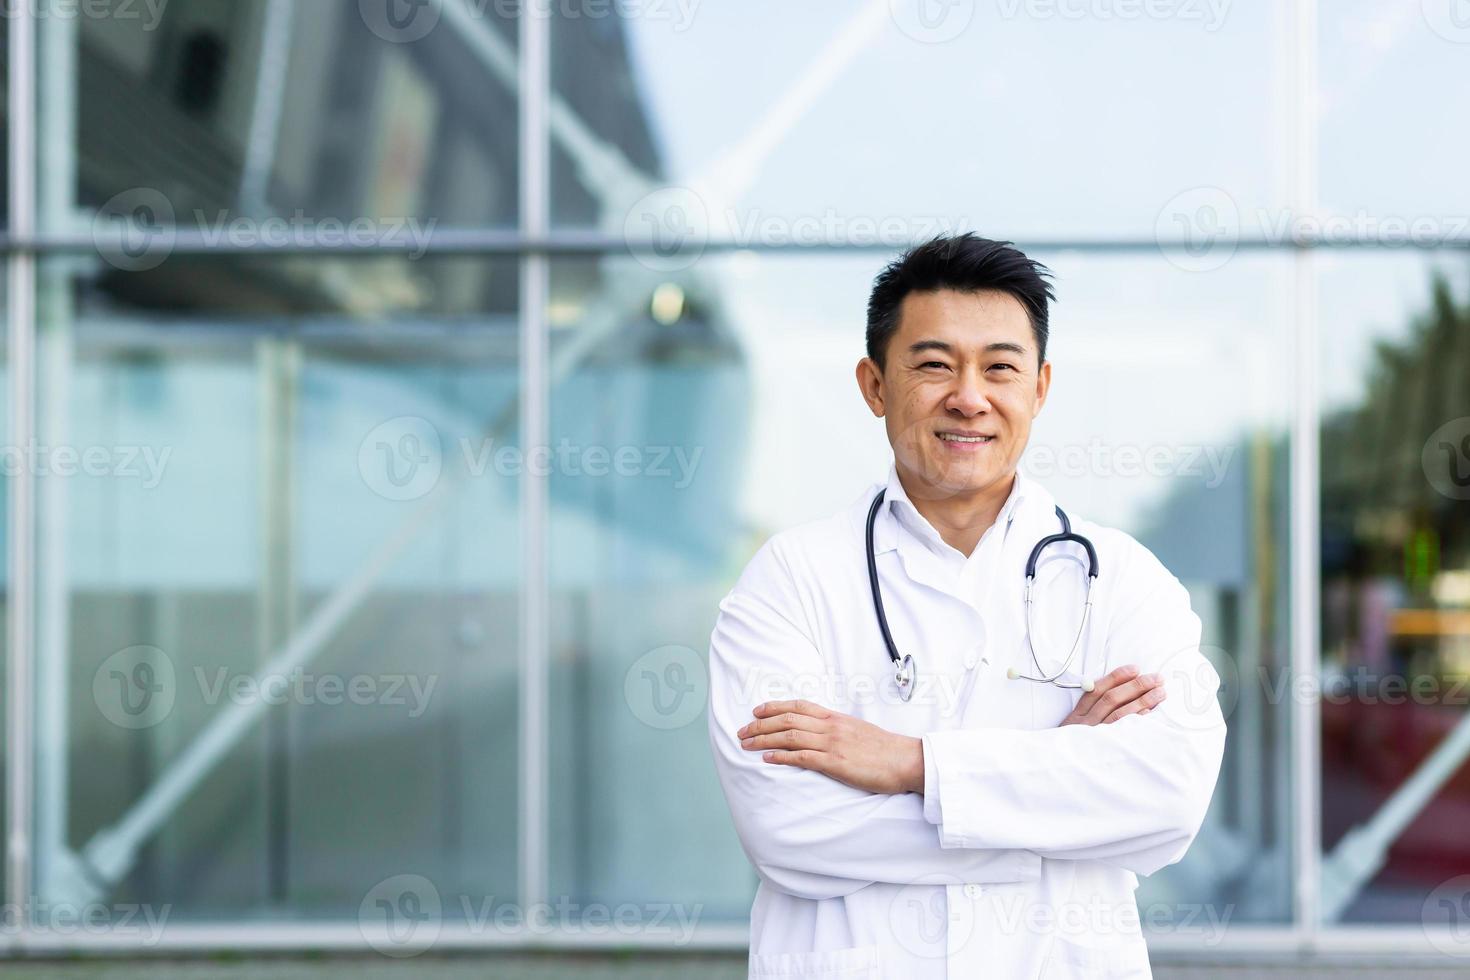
[{"xmin": 945, "ymin": 365, "xmax": 992, "ymax": 416}]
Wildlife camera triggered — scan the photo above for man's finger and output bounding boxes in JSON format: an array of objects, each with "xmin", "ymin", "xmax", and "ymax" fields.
[
  {"xmin": 751, "ymin": 699, "xmax": 832, "ymax": 720},
  {"xmin": 1071, "ymin": 664, "xmax": 1139, "ymax": 716},
  {"xmin": 760, "ymin": 749, "xmax": 828, "ymax": 774},
  {"xmin": 1101, "ymin": 684, "xmax": 1167, "ymax": 724},
  {"xmin": 737, "ymin": 710, "xmax": 828, "ymax": 741},
  {"xmin": 742, "ymin": 727, "xmax": 827, "ymax": 753},
  {"xmin": 1085, "ymin": 673, "xmax": 1163, "ymax": 724}
]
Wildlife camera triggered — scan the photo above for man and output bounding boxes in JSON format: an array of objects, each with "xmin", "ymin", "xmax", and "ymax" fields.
[{"xmin": 706, "ymin": 234, "xmax": 1226, "ymax": 978}]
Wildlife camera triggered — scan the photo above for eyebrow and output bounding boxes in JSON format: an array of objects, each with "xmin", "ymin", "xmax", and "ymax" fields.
[{"xmin": 908, "ymin": 339, "xmax": 1029, "ymax": 357}]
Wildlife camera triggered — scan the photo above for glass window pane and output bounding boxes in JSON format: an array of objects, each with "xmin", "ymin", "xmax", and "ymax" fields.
[
  {"xmin": 1318, "ymin": 249, "xmax": 1470, "ymax": 925},
  {"xmin": 34, "ymin": 253, "xmax": 520, "ymax": 922},
  {"xmin": 1320, "ymin": 1, "xmax": 1470, "ymax": 231},
  {"xmin": 68, "ymin": 0, "xmax": 519, "ymax": 235},
  {"xmin": 552, "ymin": 5, "xmax": 1282, "ymax": 241}
]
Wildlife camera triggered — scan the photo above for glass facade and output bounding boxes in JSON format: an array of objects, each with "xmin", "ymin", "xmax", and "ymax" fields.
[{"xmin": 0, "ymin": 0, "xmax": 1466, "ymax": 959}]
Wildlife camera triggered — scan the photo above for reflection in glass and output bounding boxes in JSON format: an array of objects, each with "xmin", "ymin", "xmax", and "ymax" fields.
[
  {"xmin": 33, "ymin": 254, "xmax": 519, "ymax": 919},
  {"xmin": 545, "ymin": 254, "xmax": 750, "ymax": 915},
  {"xmin": 73, "ymin": 1, "xmax": 518, "ymax": 231},
  {"xmin": 1319, "ymin": 256, "xmax": 1470, "ymax": 923},
  {"xmin": 552, "ymin": 5, "xmax": 1280, "ymax": 239}
]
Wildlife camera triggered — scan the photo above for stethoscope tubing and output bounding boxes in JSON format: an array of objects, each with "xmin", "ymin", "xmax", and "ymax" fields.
[{"xmin": 865, "ymin": 485, "xmax": 1100, "ymax": 698}]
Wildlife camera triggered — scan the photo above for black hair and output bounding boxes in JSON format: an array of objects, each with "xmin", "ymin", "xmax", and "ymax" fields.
[{"xmin": 865, "ymin": 233, "xmax": 1055, "ymax": 371}]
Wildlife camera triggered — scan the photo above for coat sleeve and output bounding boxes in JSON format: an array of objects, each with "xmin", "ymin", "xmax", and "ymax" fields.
[
  {"xmin": 919, "ymin": 533, "xmax": 1227, "ymax": 878},
  {"xmin": 707, "ymin": 535, "xmax": 1043, "ymax": 901}
]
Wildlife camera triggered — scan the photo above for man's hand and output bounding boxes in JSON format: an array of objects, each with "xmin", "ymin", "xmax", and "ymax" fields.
[
  {"xmin": 1060, "ymin": 664, "xmax": 1165, "ymax": 726},
  {"xmin": 735, "ymin": 668, "xmax": 1165, "ymax": 796},
  {"xmin": 736, "ymin": 699, "xmax": 923, "ymax": 795}
]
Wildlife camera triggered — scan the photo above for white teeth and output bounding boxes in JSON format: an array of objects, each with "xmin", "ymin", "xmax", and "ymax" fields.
[{"xmin": 938, "ymin": 433, "xmax": 991, "ymax": 443}]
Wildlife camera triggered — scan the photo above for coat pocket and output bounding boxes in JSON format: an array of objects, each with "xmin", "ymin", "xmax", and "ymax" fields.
[{"xmin": 750, "ymin": 941, "xmax": 883, "ymax": 978}]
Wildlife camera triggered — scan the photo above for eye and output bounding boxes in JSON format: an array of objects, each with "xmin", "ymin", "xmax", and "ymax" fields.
[
  {"xmin": 989, "ymin": 362, "xmax": 1017, "ymax": 372},
  {"xmin": 920, "ymin": 361, "xmax": 949, "ymax": 370}
]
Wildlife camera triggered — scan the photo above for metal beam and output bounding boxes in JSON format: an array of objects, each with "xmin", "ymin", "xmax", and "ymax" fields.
[
  {"xmin": 517, "ymin": 0, "xmax": 551, "ymax": 916},
  {"xmin": 5, "ymin": 0, "xmax": 38, "ymax": 928}
]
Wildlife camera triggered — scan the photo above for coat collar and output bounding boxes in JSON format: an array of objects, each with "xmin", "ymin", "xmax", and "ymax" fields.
[{"xmin": 859, "ymin": 460, "xmax": 1043, "ymax": 558}]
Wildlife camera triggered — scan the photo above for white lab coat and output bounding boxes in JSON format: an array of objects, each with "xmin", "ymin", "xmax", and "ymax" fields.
[{"xmin": 707, "ymin": 463, "xmax": 1226, "ymax": 979}]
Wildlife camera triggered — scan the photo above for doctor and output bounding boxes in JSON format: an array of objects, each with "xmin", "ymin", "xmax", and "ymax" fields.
[{"xmin": 706, "ymin": 233, "xmax": 1226, "ymax": 979}]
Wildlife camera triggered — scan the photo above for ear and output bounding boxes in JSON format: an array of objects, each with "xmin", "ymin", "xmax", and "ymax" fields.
[
  {"xmin": 856, "ymin": 357, "xmax": 886, "ymax": 417},
  {"xmin": 1032, "ymin": 360, "xmax": 1052, "ymax": 417}
]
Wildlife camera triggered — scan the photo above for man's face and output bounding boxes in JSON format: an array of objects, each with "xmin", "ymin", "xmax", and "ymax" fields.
[{"xmin": 857, "ymin": 288, "xmax": 1051, "ymax": 503}]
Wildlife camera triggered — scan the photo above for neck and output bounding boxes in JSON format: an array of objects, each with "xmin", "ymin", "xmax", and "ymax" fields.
[{"xmin": 896, "ymin": 466, "xmax": 1015, "ymax": 559}]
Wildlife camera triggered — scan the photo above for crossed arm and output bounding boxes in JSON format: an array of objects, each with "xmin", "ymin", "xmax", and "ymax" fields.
[
  {"xmin": 705, "ymin": 536, "xmax": 1227, "ymax": 900},
  {"xmin": 735, "ymin": 663, "xmax": 1167, "ymax": 795}
]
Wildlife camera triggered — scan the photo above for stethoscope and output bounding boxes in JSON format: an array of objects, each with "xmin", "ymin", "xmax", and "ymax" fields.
[{"xmin": 864, "ymin": 487, "xmax": 1101, "ymax": 701}]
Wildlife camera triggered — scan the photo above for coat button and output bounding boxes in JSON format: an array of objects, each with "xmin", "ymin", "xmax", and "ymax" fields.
[{"xmin": 964, "ymin": 884, "xmax": 981, "ymax": 899}]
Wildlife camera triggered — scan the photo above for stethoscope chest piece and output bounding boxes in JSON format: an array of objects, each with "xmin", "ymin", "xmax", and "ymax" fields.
[{"xmin": 894, "ymin": 653, "xmax": 916, "ymax": 702}]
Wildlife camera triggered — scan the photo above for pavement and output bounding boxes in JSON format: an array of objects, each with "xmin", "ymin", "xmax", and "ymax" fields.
[{"xmin": 0, "ymin": 955, "xmax": 1468, "ymax": 978}]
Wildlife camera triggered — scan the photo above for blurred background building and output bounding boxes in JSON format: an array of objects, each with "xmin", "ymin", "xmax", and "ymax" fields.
[{"xmin": 0, "ymin": 0, "xmax": 1467, "ymax": 969}]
